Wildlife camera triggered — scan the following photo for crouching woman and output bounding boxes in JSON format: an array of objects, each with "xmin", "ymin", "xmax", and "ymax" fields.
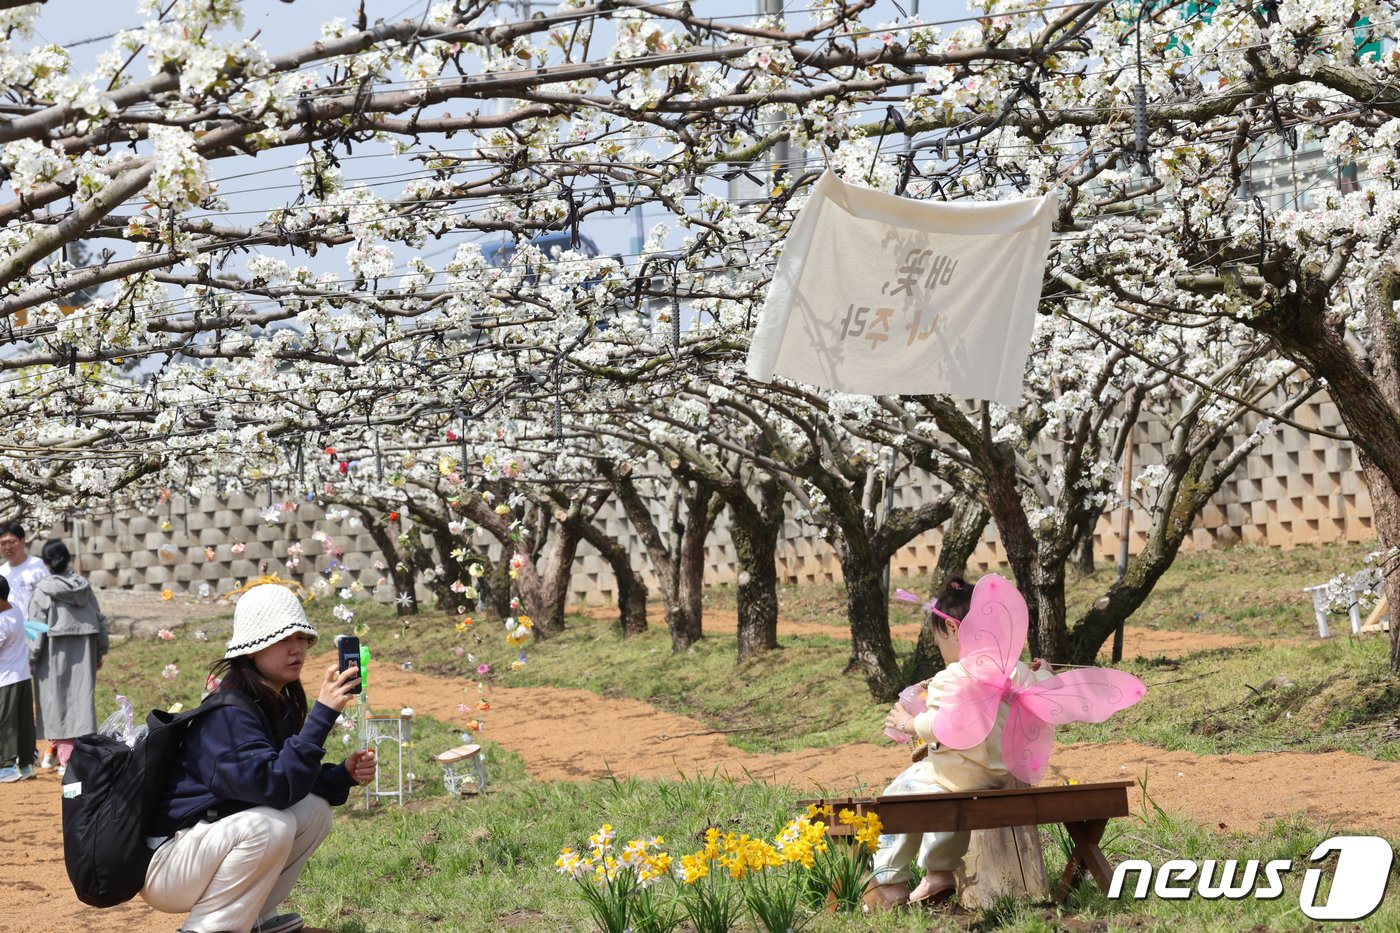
[{"xmin": 142, "ymin": 584, "xmax": 376, "ymax": 933}]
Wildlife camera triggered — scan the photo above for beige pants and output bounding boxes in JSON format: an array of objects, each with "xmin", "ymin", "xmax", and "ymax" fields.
[
  {"xmin": 141, "ymin": 794, "xmax": 333, "ymax": 933},
  {"xmin": 869, "ymin": 766, "xmax": 969, "ymax": 884}
]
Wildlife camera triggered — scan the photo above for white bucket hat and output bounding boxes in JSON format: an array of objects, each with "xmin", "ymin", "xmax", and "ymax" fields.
[{"xmin": 225, "ymin": 584, "xmax": 319, "ymax": 659}]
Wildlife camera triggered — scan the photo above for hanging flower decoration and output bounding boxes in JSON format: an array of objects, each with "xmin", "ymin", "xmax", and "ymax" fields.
[{"xmin": 505, "ymin": 615, "xmax": 534, "ymax": 646}]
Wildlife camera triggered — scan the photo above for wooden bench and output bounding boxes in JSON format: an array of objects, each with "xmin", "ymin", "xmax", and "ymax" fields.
[{"xmin": 802, "ymin": 779, "xmax": 1133, "ymax": 904}]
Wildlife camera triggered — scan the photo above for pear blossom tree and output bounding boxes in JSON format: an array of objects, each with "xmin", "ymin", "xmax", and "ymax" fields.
[{"xmin": 9, "ymin": 0, "xmax": 1400, "ymax": 686}]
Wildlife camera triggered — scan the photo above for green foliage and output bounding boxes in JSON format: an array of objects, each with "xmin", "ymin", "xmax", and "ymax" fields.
[
  {"xmin": 677, "ymin": 868, "xmax": 744, "ymax": 933},
  {"xmin": 95, "ymin": 541, "xmax": 1400, "ymax": 930},
  {"xmin": 742, "ymin": 861, "xmax": 810, "ymax": 933},
  {"xmin": 1063, "ymin": 633, "xmax": 1400, "ymax": 759}
]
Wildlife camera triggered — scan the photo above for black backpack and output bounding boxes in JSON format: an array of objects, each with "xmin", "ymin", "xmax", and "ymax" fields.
[{"xmin": 61, "ymin": 690, "xmax": 257, "ymax": 908}]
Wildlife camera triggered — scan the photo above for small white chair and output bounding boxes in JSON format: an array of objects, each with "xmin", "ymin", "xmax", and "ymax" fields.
[{"xmin": 436, "ymin": 743, "xmax": 487, "ymax": 795}]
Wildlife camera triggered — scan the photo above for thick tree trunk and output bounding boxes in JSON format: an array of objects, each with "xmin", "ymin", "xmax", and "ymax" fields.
[
  {"xmin": 672, "ymin": 488, "xmax": 716, "ymax": 651},
  {"xmin": 730, "ymin": 505, "xmax": 781, "ymax": 661},
  {"xmin": 603, "ymin": 460, "xmax": 714, "ymax": 652},
  {"xmin": 1030, "ymin": 560, "xmax": 1067, "ymax": 665},
  {"xmin": 577, "ymin": 519, "xmax": 649, "ymax": 636},
  {"xmin": 923, "ymin": 398, "xmax": 1044, "ymax": 657},
  {"xmin": 983, "ymin": 469, "xmax": 1044, "ymax": 658},
  {"xmin": 615, "ymin": 562, "xmax": 649, "ymax": 636},
  {"xmin": 483, "ymin": 554, "xmax": 513, "ymax": 620},
  {"xmin": 1358, "ymin": 450, "xmax": 1400, "ymax": 669},
  {"xmin": 1259, "ymin": 273, "xmax": 1400, "ymax": 667},
  {"xmin": 909, "ymin": 496, "xmax": 990, "ymax": 681},
  {"xmin": 354, "ymin": 508, "xmax": 418, "ymax": 616},
  {"xmin": 837, "ymin": 541, "xmax": 903, "ymax": 702},
  {"xmin": 536, "ymin": 520, "xmax": 581, "ymax": 636},
  {"xmin": 1071, "ymin": 517, "xmax": 1097, "ymax": 577}
]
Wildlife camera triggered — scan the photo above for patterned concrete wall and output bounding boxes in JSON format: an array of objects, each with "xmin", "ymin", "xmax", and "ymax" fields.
[{"xmin": 54, "ymin": 397, "xmax": 1368, "ymax": 604}]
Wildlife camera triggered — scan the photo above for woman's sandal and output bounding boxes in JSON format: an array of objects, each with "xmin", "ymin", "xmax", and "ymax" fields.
[{"xmin": 908, "ymin": 872, "xmax": 956, "ymax": 906}]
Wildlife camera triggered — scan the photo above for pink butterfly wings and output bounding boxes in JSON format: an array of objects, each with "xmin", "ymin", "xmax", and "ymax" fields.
[{"xmin": 931, "ymin": 574, "xmax": 1147, "ymax": 784}]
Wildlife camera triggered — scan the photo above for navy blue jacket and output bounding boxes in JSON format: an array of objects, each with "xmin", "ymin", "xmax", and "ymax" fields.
[{"xmin": 149, "ymin": 690, "xmax": 356, "ymax": 837}]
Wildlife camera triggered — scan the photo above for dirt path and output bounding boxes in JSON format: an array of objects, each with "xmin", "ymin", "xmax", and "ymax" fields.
[
  {"xmin": 0, "ymin": 601, "xmax": 1348, "ymax": 933},
  {"xmin": 9, "ymin": 654, "xmax": 1400, "ymax": 933}
]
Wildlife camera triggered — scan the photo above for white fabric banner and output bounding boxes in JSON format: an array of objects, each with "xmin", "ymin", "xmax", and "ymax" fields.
[{"xmin": 746, "ymin": 170, "xmax": 1057, "ymax": 406}]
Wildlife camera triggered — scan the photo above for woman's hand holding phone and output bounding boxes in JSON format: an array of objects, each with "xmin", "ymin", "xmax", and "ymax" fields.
[{"xmin": 318, "ymin": 663, "xmax": 361, "ymax": 712}]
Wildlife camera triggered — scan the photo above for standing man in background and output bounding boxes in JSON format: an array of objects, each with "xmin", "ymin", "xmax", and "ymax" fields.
[{"xmin": 0, "ymin": 523, "xmax": 49, "ymax": 618}]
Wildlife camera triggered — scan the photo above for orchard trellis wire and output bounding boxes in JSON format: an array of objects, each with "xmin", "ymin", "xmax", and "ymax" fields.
[{"xmin": 2, "ymin": 0, "xmax": 1400, "ymax": 684}]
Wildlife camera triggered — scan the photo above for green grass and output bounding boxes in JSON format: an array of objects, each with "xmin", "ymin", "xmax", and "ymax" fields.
[
  {"xmin": 101, "ymin": 540, "xmax": 1400, "ymax": 761},
  {"xmin": 704, "ymin": 539, "xmax": 1380, "ymax": 640},
  {"xmin": 285, "ymin": 769, "xmax": 1400, "ymax": 932},
  {"xmin": 1062, "ymin": 631, "xmax": 1400, "ymax": 759},
  {"xmin": 96, "ymin": 540, "xmax": 1400, "ymax": 930},
  {"xmin": 1064, "ymin": 540, "xmax": 1380, "ymax": 640}
]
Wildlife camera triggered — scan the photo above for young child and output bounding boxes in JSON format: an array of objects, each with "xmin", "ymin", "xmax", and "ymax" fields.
[
  {"xmin": 0, "ymin": 576, "xmax": 37, "ymax": 782},
  {"xmin": 867, "ymin": 576, "xmax": 1052, "ymax": 909}
]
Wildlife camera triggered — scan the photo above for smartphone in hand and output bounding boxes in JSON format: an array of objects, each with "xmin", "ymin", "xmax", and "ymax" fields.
[{"xmin": 337, "ymin": 635, "xmax": 363, "ymax": 694}]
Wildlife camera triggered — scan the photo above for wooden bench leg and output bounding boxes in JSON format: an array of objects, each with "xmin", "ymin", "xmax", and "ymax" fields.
[{"xmin": 1054, "ymin": 819, "xmax": 1111, "ymax": 902}]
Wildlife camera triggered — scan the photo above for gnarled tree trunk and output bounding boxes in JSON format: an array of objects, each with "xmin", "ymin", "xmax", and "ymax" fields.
[
  {"xmin": 353, "ymin": 507, "xmax": 418, "ymax": 616},
  {"xmin": 731, "ymin": 512, "xmax": 781, "ymax": 661},
  {"xmin": 603, "ymin": 460, "xmax": 713, "ymax": 651},
  {"xmin": 908, "ymin": 495, "xmax": 989, "ymax": 682},
  {"xmin": 837, "ymin": 537, "xmax": 904, "ymax": 703},
  {"xmin": 568, "ymin": 498, "xmax": 649, "ymax": 636},
  {"xmin": 724, "ymin": 473, "xmax": 786, "ymax": 662}
]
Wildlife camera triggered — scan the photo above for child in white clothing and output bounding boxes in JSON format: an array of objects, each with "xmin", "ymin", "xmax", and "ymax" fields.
[
  {"xmin": 868, "ymin": 577, "xmax": 1051, "ymax": 909},
  {"xmin": 0, "ymin": 576, "xmax": 37, "ymax": 782}
]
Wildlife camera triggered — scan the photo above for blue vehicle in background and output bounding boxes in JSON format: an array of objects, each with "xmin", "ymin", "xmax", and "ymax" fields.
[{"xmin": 481, "ymin": 230, "xmax": 601, "ymax": 277}]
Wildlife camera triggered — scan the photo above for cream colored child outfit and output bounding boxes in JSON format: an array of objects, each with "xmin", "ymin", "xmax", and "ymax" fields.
[{"xmin": 870, "ymin": 659, "xmax": 1051, "ymax": 883}]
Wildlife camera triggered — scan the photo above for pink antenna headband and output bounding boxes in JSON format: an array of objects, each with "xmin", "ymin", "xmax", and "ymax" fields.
[{"xmin": 894, "ymin": 588, "xmax": 962, "ymax": 627}]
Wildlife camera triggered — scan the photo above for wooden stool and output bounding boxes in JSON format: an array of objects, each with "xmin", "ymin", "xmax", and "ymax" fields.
[
  {"xmin": 957, "ymin": 825, "xmax": 1049, "ymax": 908},
  {"xmin": 436, "ymin": 743, "xmax": 487, "ymax": 795}
]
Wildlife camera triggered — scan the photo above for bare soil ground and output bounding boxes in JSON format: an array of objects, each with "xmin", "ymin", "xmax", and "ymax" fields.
[{"xmin": 0, "ymin": 595, "xmax": 1374, "ymax": 933}]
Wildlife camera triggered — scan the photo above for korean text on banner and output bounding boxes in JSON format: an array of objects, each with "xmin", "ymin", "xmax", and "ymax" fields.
[{"xmin": 746, "ymin": 170, "xmax": 1057, "ymax": 406}]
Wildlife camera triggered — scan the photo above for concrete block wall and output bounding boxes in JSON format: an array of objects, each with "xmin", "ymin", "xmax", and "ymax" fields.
[{"xmin": 52, "ymin": 397, "xmax": 1369, "ymax": 604}]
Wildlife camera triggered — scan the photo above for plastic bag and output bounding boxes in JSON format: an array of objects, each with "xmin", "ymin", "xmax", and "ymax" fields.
[{"xmin": 96, "ymin": 694, "xmax": 146, "ymax": 748}]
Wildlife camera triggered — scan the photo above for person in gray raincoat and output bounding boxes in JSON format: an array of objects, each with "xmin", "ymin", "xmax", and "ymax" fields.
[{"xmin": 28, "ymin": 539, "xmax": 107, "ymax": 773}]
